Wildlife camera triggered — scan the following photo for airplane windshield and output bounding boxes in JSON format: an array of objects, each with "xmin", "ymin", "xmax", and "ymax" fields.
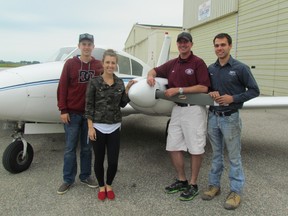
[
  {"xmin": 47, "ymin": 47, "xmax": 143, "ymax": 76},
  {"xmin": 47, "ymin": 47, "xmax": 76, "ymax": 62},
  {"xmin": 68, "ymin": 48, "xmax": 106, "ymax": 62},
  {"xmin": 68, "ymin": 48, "xmax": 131, "ymax": 74}
]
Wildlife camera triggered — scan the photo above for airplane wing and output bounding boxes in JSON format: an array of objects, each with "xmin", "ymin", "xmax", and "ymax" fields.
[{"xmin": 242, "ymin": 96, "xmax": 288, "ymax": 109}]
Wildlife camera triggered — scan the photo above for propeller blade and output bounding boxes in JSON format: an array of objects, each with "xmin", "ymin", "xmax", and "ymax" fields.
[{"xmin": 155, "ymin": 90, "xmax": 218, "ymax": 106}]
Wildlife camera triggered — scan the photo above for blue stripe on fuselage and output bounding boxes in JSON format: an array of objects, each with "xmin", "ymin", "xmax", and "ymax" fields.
[
  {"xmin": 0, "ymin": 77, "xmax": 135, "ymax": 92},
  {"xmin": 0, "ymin": 79, "xmax": 60, "ymax": 92}
]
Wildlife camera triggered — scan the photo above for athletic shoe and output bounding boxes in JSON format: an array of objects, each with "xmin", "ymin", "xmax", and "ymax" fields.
[
  {"xmin": 57, "ymin": 183, "xmax": 71, "ymax": 195},
  {"xmin": 165, "ymin": 179, "xmax": 188, "ymax": 194},
  {"xmin": 202, "ymin": 185, "xmax": 221, "ymax": 200},
  {"xmin": 224, "ymin": 191, "xmax": 241, "ymax": 210},
  {"xmin": 179, "ymin": 185, "xmax": 199, "ymax": 201},
  {"xmin": 81, "ymin": 177, "xmax": 98, "ymax": 188}
]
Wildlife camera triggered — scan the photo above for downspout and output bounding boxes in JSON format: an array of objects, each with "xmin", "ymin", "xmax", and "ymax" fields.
[{"xmin": 235, "ymin": 12, "xmax": 239, "ymax": 59}]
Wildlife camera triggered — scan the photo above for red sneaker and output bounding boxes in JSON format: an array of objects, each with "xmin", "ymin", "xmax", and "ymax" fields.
[
  {"xmin": 98, "ymin": 191, "xmax": 106, "ymax": 201},
  {"xmin": 107, "ymin": 190, "xmax": 115, "ymax": 200}
]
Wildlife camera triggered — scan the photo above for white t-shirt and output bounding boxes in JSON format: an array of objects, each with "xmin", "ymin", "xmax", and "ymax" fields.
[{"xmin": 93, "ymin": 122, "xmax": 121, "ymax": 134}]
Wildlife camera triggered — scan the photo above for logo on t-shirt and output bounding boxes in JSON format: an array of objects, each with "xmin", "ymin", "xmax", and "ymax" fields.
[
  {"xmin": 229, "ymin": 71, "xmax": 236, "ymax": 76},
  {"xmin": 79, "ymin": 70, "xmax": 95, "ymax": 83},
  {"xmin": 185, "ymin": 68, "xmax": 194, "ymax": 75}
]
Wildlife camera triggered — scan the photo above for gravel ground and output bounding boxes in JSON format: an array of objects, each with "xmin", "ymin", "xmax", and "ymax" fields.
[{"xmin": 0, "ymin": 110, "xmax": 287, "ymax": 216}]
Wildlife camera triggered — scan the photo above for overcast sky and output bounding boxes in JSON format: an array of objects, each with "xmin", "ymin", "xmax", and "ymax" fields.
[{"xmin": 0, "ymin": 0, "xmax": 183, "ymax": 62}]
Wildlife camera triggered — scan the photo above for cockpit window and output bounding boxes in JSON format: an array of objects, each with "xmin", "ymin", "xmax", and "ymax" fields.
[
  {"xmin": 68, "ymin": 48, "xmax": 106, "ymax": 61},
  {"xmin": 47, "ymin": 47, "xmax": 76, "ymax": 61},
  {"xmin": 131, "ymin": 59, "xmax": 143, "ymax": 76},
  {"xmin": 48, "ymin": 47, "xmax": 141, "ymax": 76},
  {"xmin": 92, "ymin": 49, "xmax": 106, "ymax": 60},
  {"xmin": 117, "ymin": 54, "xmax": 131, "ymax": 75}
]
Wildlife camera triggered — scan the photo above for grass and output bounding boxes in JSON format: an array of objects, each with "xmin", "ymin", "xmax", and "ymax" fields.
[{"xmin": 0, "ymin": 63, "xmax": 26, "ymax": 68}]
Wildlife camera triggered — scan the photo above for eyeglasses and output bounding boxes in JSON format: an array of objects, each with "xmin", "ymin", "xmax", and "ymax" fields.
[{"xmin": 214, "ymin": 43, "xmax": 227, "ymax": 48}]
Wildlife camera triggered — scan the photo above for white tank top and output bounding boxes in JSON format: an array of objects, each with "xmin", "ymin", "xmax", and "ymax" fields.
[{"xmin": 93, "ymin": 122, "xmax": 121, "ymax": 134}]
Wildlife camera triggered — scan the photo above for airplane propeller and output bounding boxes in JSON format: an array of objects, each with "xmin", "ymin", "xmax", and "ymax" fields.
[{"xmin": 129, "ymin": 78, "xmax": 218, "ymax": 108}]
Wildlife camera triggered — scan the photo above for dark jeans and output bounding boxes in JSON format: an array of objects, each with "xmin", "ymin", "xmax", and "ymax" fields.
[
  {"xmin": 91, "ymin": 128, "xmax": 120, "ymax": 187},
  {"xmin": 63, "ymin": 113, "xmax": 92, "ymax": 184}
]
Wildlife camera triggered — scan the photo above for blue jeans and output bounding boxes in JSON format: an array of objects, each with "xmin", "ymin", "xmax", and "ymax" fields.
[
  {"xmin": 63, "ymin": 113, "xmax": 92, "ymax": 184},
  {"xmin": 207, "ymin": 111, "xmax": 244, "ymax": 193}
]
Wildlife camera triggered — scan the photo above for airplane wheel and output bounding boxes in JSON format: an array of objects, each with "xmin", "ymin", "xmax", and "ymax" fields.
[{"xmin": 2, "ymin": 140, "xmax": 34, "ymax": 173}]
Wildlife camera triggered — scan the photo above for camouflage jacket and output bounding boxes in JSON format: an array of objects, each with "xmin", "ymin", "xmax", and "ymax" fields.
[{"xmin": 85, "ymin": 74, "xmax": 129, "ymax": 124}]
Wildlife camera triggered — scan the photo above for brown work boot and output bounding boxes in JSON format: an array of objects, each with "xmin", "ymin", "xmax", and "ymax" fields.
[
  {"xmin": 224, "ymin": 191, "xmax": 241, "ymax": 210},
  {"xmin": 202, "ymin": 185, "xmax": 220, "ymax": 200}
]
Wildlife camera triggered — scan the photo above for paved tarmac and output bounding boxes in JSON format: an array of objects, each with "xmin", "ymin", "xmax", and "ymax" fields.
[{"xmin": 0, "ymin": 109, "xmax": 288, "ymax": 216}]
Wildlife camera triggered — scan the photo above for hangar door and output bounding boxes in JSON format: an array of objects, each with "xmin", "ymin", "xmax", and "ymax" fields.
[{"xmin": 237, "ymin": 0, "xmax": 288, "ymax": 96}]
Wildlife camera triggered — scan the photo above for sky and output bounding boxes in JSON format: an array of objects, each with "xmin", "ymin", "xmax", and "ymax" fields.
[{"xmin": 0, "ymin": 0, "xmax": 183, "ymax": 62}]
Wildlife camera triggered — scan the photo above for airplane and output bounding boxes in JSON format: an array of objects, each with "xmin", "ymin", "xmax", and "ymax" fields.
[
  {"xmin": 1, "ymin": 34, "xmax": 288, "ymax": 174},
  {"xmin": 0, "ymin": 36, "xmax": 172, "ymax": 174}
]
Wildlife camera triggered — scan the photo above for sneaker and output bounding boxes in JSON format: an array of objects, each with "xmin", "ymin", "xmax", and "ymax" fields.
[
  {"xmin": 179, "ymin": 185, "xmax": 199, "ymax": 201},
  {"xmin": 81, "ymin": 177, "xmax": 98, "ymax": 188},
  {"xmin": 202, "ymin": 185, "xmax": 221, "ymax": 200},
  {"xmin": 224, "ymin": 191, "xmax": 241, "ymax": 210},
  {"xmin": 57, "ymin": 183, "xmax": 71, "ymax": 195},
  {"xmin": 165, "ymin": 179, "xmax": 188, "ymax": 194}
]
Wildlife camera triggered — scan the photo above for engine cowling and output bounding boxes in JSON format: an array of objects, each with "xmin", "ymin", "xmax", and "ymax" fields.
[{"xmin": 128, "ymin": 77, "xmax": 174, "ymax": 116}]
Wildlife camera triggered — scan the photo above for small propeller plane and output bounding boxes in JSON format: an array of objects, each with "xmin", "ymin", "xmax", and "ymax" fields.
[{"xmin": 1, "ymin": 34, "xmax": 288, "ymax": 174}]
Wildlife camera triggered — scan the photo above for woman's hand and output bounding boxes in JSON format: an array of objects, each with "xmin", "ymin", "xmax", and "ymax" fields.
[
  {"xmin": 125, "ymin": 80, "xmax": 137, "ymax": 94},
  {"xmin": 88, "ymin": 127, "xmax": 97, "ymax": 141}
]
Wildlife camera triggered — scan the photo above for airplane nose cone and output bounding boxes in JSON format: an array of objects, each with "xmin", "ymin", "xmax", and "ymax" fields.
[
  {"xmin": 0, "ymin": 69, "xmax": 28, "ymax": 121},
  {"xmin": 128, "ymin": 77, "xmax": 174, "ymax": 116},
  {"xmin": 128, "ymin": 78, "xmax": 158, "ymax": 108}
]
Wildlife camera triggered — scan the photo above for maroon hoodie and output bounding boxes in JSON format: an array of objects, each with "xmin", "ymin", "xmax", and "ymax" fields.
[{"xmin": 57, "ymin": 56, "xmax": 103, "ymax": 114}]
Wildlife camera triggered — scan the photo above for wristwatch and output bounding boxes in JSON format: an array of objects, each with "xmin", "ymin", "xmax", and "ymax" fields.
[{"xmin": 178, "ymin": 87, "xmax": 184, "ymax": 94}]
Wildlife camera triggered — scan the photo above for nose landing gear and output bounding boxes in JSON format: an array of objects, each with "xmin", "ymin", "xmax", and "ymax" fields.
[{"xmin": 2, "ymin": 122, "xmax": 34, "ymax": 173}]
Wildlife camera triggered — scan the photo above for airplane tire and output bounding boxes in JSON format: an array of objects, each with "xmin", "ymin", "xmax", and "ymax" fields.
[{"xmin": 2, "ymin": 140, "xmax": 34, "ymax": 173}]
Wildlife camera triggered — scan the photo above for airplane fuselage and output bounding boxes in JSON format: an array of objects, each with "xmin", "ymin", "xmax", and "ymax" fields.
[{"xmin": 0, "ymin": 62, "xmax": 62, "ymax": 122}]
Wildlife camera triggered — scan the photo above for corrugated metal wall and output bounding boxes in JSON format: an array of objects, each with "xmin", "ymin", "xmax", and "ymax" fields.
[
  {"xmin": 125, "ymin": 25, "xmax": 151, "ymax": 63},
  {"xmin": 183, "ymin": 0, "xmax": 238, "ymax": 28},
  {"xmin": 183, "ymin": 0, "xmax": 288, "ymax": 95},
  {"xmin": 237, "ymin": 0, "xmax": 288, "ymax": 95},
  {"xmin": 183, "ymin": 0, "xmax": 238, "ymax": 68},
  {"xmin": 190, "ymin": 15, "xmax": 237, "ymax": 66},
  {"xmin": 124, "ymin": 24, "xmax": 182, "ymax": 67}
]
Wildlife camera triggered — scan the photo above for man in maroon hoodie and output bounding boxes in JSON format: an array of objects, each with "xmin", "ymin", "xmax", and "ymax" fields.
[{"xmin": 57, "ymin": 33, "xmax": 103, "ymax": 195}]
